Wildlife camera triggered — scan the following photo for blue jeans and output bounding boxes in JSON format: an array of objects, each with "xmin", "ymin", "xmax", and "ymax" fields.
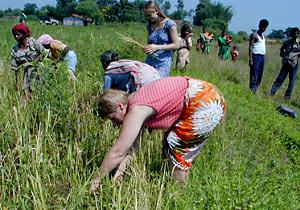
[
  {"xmin": 103, "ymin": 73, "xmax": 136, "ymax": 93},
  {"xmin": 249, "ymin": 53, "xmax": 265, "ymax": 94},
  {"xmin": 270, "ymin": 62, "xmax": 298, "ymax": 98},
  {"xmin": 63, "ymin": 50, "xmax": 77, "ymax": 72}
]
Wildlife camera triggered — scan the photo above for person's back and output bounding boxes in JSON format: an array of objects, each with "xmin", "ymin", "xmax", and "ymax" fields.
[
  {"xmin": 101, "ymin": 50, "xmax": 160, "ymax": 93},
  {"xmin": 128, "ymin": 76, "xmax": 188, "ymax": 129}
]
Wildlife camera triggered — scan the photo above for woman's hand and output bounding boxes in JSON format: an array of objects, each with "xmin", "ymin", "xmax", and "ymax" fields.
[
  {"xmin": 144, "ymin": 44, "xmax": 158, "ymax": 54},
  {"xmin": 90, "ymin": 177, "xmax": 101, "ymax": 193},
  {"xmin": 113, "ymin": 154, "xmax": 133, "ymax": 182}
]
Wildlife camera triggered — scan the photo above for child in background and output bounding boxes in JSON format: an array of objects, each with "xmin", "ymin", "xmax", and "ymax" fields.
[
  {"xmin": 230, "ymin": 46, "xmax": 239, "ymax": 62},
  {"xmin": 37, "ymin": 34, "xmax": 77, "ymax": 81},
  {"xmin": 175, "ymin": 24, "xmax": 193, "ymax": 70}
]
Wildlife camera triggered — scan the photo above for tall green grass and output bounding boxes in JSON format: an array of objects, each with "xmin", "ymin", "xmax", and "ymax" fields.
[{"xmin": 0, "ymin": 20, "xmax": 299, "ymax": 209}]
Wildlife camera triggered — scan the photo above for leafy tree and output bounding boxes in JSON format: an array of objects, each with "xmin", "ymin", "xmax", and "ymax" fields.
[
  {"xmin": 193, "ymin": 0, "xmax": 233, "ymax": 31},
  {"xmin": 170, "ymin": 0, "xmax": 187, "ymax": 20},
  {"xmin": 119, "ymin": 0, "xmax": 145, "ymax": 23},
  {"xmin": 161, "ymin": 1, "xmax": 171, "ymax": 16},
  {"xmin": 0, "ymin": 10, "xmax": 4, "ymax": 18},
  {"xmin": 23, "ymin": 3, "xmax": 38, "ymax": 15},
  {"xmin": 76, "ymin": 0, "xmax": 101, "ymax": 21},
  {"xmin": 56, "ymin": 0, "xmax": 78, "ymax": 20},
  {"xmin": 38, "ymin": 5, "xmax": 57, "ymax": 18},
  {"xmin": 267, "ymin": 29, "xmax": 285, "ymax": 39},
  {"xmin": 237, "ymin": 31, "xmax": 248, "ymax": 40},
  {"xmin": 4, "ymin": 8, "xmax": 23, "ymax": 16}
]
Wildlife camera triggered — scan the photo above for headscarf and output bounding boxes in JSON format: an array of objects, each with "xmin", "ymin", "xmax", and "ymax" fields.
[
  {"xmin": 37, "ymin": 34, "xmax": 54, "ymax": 45},
  {"xmin": 12, "ymin": 23, "xmax": 31, "ymax": 37}
]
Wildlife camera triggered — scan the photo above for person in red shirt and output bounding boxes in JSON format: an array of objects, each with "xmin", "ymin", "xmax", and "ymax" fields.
[{"xmin": 90, "ymin": 76, "xmax": 226, "ymax": 192}]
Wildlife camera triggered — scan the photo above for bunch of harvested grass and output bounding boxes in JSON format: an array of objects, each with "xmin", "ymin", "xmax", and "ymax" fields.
[
  {"xmin": 116, "ymin": 32, "xmax": 145, "ymax": 48},
  {"xmin": 116, "ymin": 32, "xmax": 160, "ymax": 61}
]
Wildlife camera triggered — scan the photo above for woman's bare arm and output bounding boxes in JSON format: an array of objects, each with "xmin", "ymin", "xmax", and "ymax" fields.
[{"xmin": 90, "ymin": 105, "xmax": 155, "ymax": 192}]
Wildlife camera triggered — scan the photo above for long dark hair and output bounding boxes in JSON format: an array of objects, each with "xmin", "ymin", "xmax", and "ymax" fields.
[
  {"xmin": 100, "ymin": 50, "xmax": 119, "ymax": 70},
  {"xmin": 180, "ymin": 24, "xmax": 192, "ymax": 38}
]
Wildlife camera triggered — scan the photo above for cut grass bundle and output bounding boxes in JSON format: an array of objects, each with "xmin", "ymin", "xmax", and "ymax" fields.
[{"xmin": 116, "ymin": 32, "xmax": 145, "ymax": 48}]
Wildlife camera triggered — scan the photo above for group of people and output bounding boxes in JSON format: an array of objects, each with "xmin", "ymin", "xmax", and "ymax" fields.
[
  {"xmin": 10, "ymin": 0, "xmax": 298, "ymax": 194},
  {"xmin": 89, "ymin": 1, "xmax": 227, "ymax": 192},
  {"xmin": 196, "ymin": 27, "xmax": 239, "ymax": 62},
  {"xmin": 11, "ymin": 23, "xmax": 78, "ymax": 99},
  {"xmin": 248, "ymin": 19, "xmax": 300, "ymax": 99}
]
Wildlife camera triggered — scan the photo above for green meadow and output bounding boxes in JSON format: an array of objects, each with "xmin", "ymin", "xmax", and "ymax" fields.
[{"xmin": 0, "ymin": 20, "xmax": 299, "ymax": 209}]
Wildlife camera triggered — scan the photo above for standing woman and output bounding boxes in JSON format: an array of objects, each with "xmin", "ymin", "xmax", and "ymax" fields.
[
  {"xmin": 218, "ymin": 30, "xmax": 232, "ymax": 60},
  {"xmin": 175, "ymin": 24, "xmax": 193, "ymax": 70},
  {"xmin": 143, "ymin": 1, "xmax": 179, "ymax": 77}
]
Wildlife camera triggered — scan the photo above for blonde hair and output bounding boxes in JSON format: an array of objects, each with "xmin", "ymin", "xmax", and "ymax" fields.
[
  {"xmin": 97, "ymin": 89, "xmax": 129, "ymax": 117},
  {"xmin": 144, "ymin": 1, "xmax": 167, "ymax": 18}
]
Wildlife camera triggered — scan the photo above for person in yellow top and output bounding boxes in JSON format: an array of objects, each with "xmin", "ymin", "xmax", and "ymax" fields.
[{"xmin": 37, "ymin": 34, "xmax": 77, "ymax": 80}]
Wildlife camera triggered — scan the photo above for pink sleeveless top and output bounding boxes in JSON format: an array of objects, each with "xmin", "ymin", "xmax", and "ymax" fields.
[{"xmin": 128, "ymin": 76, "xmax": 188, "ymax": 129}]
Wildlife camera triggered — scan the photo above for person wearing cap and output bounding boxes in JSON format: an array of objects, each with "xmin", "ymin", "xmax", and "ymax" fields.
[
  {"xmin": 37, "ymin": 34, "xmax": 77, "ymax": 81},
  {"xmin": 100, "ymin": 50, "xmax": 161, "ymax": 93},
  {"xmin": 90, "ymin": 76, "xmax": 226, "ymax": 192},
  {"xmin": 11, "ymin": 23, "xmax": 45, "ymax": 100}
]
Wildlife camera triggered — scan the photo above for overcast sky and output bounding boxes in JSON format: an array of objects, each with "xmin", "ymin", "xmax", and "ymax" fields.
[{"xmin": 1, "ymin": 0, "xmax": 299, "ymax": 33}]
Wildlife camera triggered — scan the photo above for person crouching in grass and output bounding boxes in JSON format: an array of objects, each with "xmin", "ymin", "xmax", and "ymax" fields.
[
  {"xmin": 101, "ymin": 50, "xmax": 161, "ymax": 93},
  {"xmin": 90, "ymin": 76, "xmax": 226, "ymax": 192},
  {"xmin": 11, "ymin": 23, "xmax": 45, "ymax": 100},
  {"xmin": 37, "ymin": 34, "xmax": 78, "ymax": 81}
]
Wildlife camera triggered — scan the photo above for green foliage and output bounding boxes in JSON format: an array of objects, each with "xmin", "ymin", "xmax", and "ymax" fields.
[
  {"xmin": 38, "ymin": 5, "xmax": 57, "ymax": 19},
  {"xmin": 0, "ymin": 20, "xmax": 299, "ymax": 209},
  {"xmin": 193, "ymin": 0, "xmax": 233, "ymax": 31},
  {"xmin": 169, "ymin": 0, "xmax": 187, "ymax": 20},
  {"xmin": 268, "ymin": 29, "xmax": 285, "ymax": 39},
  {"xmin": 0, "ymin": 10, "xmax": 4, "ymax": 18},
  {"xmin": 76, "ymin": 0, "xmax": 101, "ymax": 21},
  {"xmin": 23, "ymin": 3, "xmax": 38, "ymax": 16},
  {"xmin": 3, "ymin": 8, "xmax": 23, "ymax": 17}
]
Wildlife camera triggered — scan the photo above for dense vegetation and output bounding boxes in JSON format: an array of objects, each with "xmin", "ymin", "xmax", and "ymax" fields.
[
  {"xmin": 1, "ymin": 0, "xmax": 231, "ymax": 31},
  {"xmin": 0, "ymin": 20, "xmax": 299, "ymax": 209}
]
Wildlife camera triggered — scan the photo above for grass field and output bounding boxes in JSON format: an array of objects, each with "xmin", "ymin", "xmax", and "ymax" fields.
[{"xmin": 0, "ymin": 20, "xmax": 299, "ymax": 209}]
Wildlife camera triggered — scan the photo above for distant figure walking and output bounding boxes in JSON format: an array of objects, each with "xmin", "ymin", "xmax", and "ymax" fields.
[
  {"xmin": 230, "ymin": 46, "xmax": 239, "ymax": 62},
  {"xmin": 100, "ymin": 50, "xmax": 161, "ymax": 93},
  {"xmin": 11, "ymin": 23, "xmax": 45, "ymax": 100},
  {"xmin": 37, "ymin": 34, "xmax": 77, "ymax": 81},
  {"xmin": 175, "ymin": 24, "xmax": 193, "ymax": 70},
  {"xmin": 248, "ymin": 19, "xmax": 269, "ymax": 94},
  {"xmin": 218, "ymin": 30, "xmax": 232, "ymax": 60},
  {"xmin": 143, "ymin": 1, "xmax": 179, "ymax": 77},
  {"xmin": 197, "ymin": 27, "xmax": 213, "ymax": 54},
  {"xmin": 270, "ymin": 27, "xmax": 300, "ymax": 100}
]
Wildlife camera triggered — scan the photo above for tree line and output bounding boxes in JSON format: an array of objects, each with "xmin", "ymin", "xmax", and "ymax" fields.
[
  {"xmin": 0, "ymin": 0, "xmax": 292, "ymax": 39},
  {"xmin": 1, "ymin": 0, "xmax": 231, "ymax": 29}
]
